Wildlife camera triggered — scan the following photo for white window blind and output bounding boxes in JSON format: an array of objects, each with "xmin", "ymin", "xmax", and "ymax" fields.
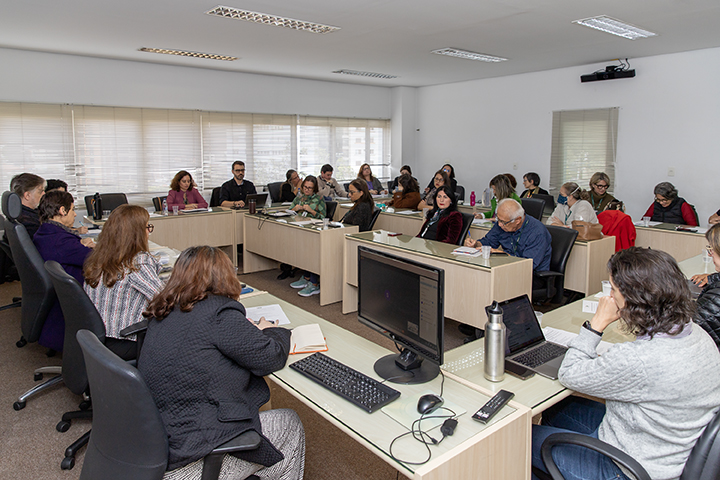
[{"xmin": 549, "ymin": 107, "xmax": 619, "ymax": 195}]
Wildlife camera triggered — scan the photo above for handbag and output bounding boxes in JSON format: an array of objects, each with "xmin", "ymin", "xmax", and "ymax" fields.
[{"xmin": 571, "ymin": 220, "xmax": 603, "ymax": 241}]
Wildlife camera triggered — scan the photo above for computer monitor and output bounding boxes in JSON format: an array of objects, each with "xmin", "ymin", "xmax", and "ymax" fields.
[{"xmin": 357, "ymin": 246, "xmax": 444, "ymax": 384}]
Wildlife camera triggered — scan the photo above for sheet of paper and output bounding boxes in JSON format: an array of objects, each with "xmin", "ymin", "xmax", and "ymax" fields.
[
  {"xmin": 395, "ymin": 210, "xmax": 420, "ymax": 215},
  {"xmin": 472, "ymin": 218, "xmax": 490, "ymax": 225},
  {"xmin": 245, "ymin": 304, "xmax": 291, "ymax": 325},
  {"xmin": 633, "ymin": 221, "xmax": 662, "ymax": 227},
  {"xmin": 542, "ymin": 326, "xmax": 612, "ymax": 355},
  {"xmin": 180, "ymin": 208, "xmax": 210, "ymax": 213}
]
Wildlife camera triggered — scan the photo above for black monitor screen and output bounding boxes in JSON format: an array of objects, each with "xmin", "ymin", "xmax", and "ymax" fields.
[{"xmin": 358, "ymin": 246, "xmax": 444, "ymax": 367}]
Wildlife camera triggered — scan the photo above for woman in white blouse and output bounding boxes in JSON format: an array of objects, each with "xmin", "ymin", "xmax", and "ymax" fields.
[{"xmin": 547, "ymin": 181, "xmax": 598, "ymax": 227}]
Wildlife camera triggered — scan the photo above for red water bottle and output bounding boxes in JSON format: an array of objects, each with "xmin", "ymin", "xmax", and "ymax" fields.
[{"xmin": 470, "ymin": 191, "xmax": 476, "ymax": 206}]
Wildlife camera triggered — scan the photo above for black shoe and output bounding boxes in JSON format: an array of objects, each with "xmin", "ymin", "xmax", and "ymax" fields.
[
  {"xmin": 277, "ymin": 270, "xmax": 291, "ymax": 280},
  {"xmin": 458, "ymin": 323, "xmax": 476, "ymax": 336}
]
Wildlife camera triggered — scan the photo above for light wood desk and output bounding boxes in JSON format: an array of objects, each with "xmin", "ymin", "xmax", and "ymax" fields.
[
  {"xmin": 243, "ymin": 215, "xmax": 359, "ymax": 306},
  {"xmin": 241, "ymin": 290, "xmax": 532, "ymax": 479},
  {"xmin": 343, "ymin": 232, "xmax": 533, "ymax": 328},
  {"xmin": 679, "ymin": 253, "xmax": 716, "ymax": 278},
  {"xmin": 635, "ymin": 223, "xmax": 707, "ymax": 262}
]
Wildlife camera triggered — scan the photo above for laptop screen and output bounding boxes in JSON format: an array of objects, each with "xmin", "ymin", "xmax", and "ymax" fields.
[{"xmin": 496, "ymin": 295, "xmax": 545, "ymax": 355}]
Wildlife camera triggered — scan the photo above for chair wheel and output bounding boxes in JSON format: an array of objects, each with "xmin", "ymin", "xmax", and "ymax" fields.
[
  {"xmin": 13, "ymin": 401, "xmax": 26, "ymax": 411},
  {"xmin": 79, "ymin": 400, "xmax": 91, "ymax": 411},
  {"xmin": 56, "ymin": 421, "xmax": 70, "ymax": 432},
  {"xmin": 34, "ymin": 372, "xmax": 43, "ymax": 381},
  {"xmin": 61, "ymin": 457, "xmax": 75, "ymax": 470},
  {"xmin": 16, "ymin": 337, "xmax": 27, "ymax": 348}
]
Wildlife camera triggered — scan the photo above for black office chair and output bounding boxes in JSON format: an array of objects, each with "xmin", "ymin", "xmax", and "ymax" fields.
[
  {"xmin": 267, "ymin": 181, "xmax": 283, "ymax": 203},
  {"xmin": 387, "ymin": 180, "xmax": 394, "ymax": 192},
  {"xmin": 521, "ymin": 197, "xmax": 546, "ymax": 221},
  {"xmin": 151, "ymin": 196, "xmax": 167, "ymax": 213},
  {"xmin": 455, "ymin": 185, "xmax": 465, "ymax": 202},
  {"xmin": 0, "ymin": 193, "xmax": 21, "ymax": 309},
  {"xmin": 209, "ymin": 186, "xmax": 222, "ymax": 207},
  {"xmin": 83, "ymin": 193, "xmax": 128, "ymax": 214},
  {"xmin": 3, "ymin": 192, "xmax": 64, "ymax": 411},
  {"xmin": 325, "ymin": 201, "xmax": 338, "ymax": 220},
  {"xmin": 532, "ymin": 226, "xmax": 578, "ymax": 305},
  {"xmin": 537, "ymin": 407, "xmax": 720, "ymax": 480},
  {"xmin": 45, "ymin": 260, "xmax": 107, "ymax": 470},
  {"xmin": 76, "ymin": 330, "xmax": 261, "ymax": 480},
  {"xmin": 343, "ymin": 182, "xmax": 351, "ymax": 193},
  {"xmin": 368, "ymin": 208, "xmax": 382, "ymax": 230},
  {"xmin": 532, "ymin": 193, "xmax": 555, "ymax": 217},
  {"xmin": 457, "ymin": 213, "xmax": 474, "ymax": 246}
]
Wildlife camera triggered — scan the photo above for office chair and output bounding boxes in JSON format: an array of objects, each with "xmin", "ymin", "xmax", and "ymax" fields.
[
  {"xmin": 45, "ymin": 260, "xmax": 107, "ymax": 470},
  {"xmin": 387, "ymin": 180, "xmax": 394, "ymax": 192},
  {"xmin": 537, "ymin": 407, "xmax": 720, "ymax": 480},
  {"xmin": 455, "ymin": 185, "xmax": 465, "ymax": 202},
  {"xmin": 457, "ymin": 213, "xmax": 474, "ymax": 246},
  {"xmin": 76, "ymin": 330, "xmax": 261, "ymax": 480},
  {"xmin": 83, "ymin": 193, "xmax": 128, "ymax": 214},
  {"xmin": 368, "ymin": 208, "xmax": 382, "ymax": 230},
  {"xmin": 689, "ymin": 203, "xmax": 700, "ymax": 226},
  {"xmin": 325, "ymin": 201, "xmax": 338, "ymax": 220},
  {"xmin": 0, "ymin": 197, "xmax": 21, "ymax": 309},
  {"xmin": 532, "ymin": 193, "xmax": 555, "ymax": 217},
  {"xmin": 3, "ymin": 192, "xmax": 64, "ymax": 411},
  {"xmin": 343, "ymin": 182, "xmax": 351, "ymax": 193},
  {"xmin": 532, "ymin": 226, "xmax": 578, "ymax": 305},
  {"xmin": 521, "ymin": 197, "xmax": 546, "ymax": 221},
  {"xmin": 267, "ymin": 181, "xmax": 283, "ymax": 203},
  {"xmin": 209, "ymin": 186, "xmax": 222, "ymax": 207},
  {"xmin": 151, "ymin": 196, "xmax": 167, "ymax": 213}
]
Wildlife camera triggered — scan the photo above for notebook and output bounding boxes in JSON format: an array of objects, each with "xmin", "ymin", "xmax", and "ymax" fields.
[{"xmin": 500, "ymin": 294, "xmax": 568, "ymax": 380}]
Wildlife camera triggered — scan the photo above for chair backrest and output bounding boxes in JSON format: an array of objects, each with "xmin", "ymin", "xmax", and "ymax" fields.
[
  {"xmin": 2, "ymin": 192, "xmax": 57, "ymax": 343},
  {"xmin": 343, "ymin": 182, "xmax": 351, "ymax": 193},
  {"xmin": 680, "ymin": 408, "xmax": 720, "ymax": 480},
  {"xmin": 455, "ymin": 185, "xmax": 465, "ymax": 202},
  {"xmin": 387, "ymin": 180, "xmax": 394, "ymax": 192},
  {"xmin": 151, "ymin": 196, "xmax": 167, "ymax": 213},
  {"xmin": 209, "ymin": 186, "xmax": 222, "ymax": 207},
  {"xmin": 532, "ymin": 193, "xmax": 555, "ymax": 216},
  {"xmin": 267, "ymin": 182, "xmax": 283, "ymax": 203},
  {"xmin": 44, "ymin": 260, "xmax": 106, "ymax": 395},
  {"xmin": 546, "ymin": 225, "xmax": 578, "ymax": 274},
  {"xmin": 689, "ymin": 203, "xmax": 700, "ymax": 226},
  {"xmin": 457, "ymin": 213, "xmax": 474, "ymax": 246},
  {"xmin": 325, "ymin": 201, "xmax": 338, "ymax": 220},
  {"xmin": 521, "ymin": 197, "xmax": 545, "ymax": 221},
  {"xmin": 84, "ymin": 193, "xmax": 128, "ymax": 214},
  {"xmin": 77, "ymin": 330, "xmax": 168, "ymax": 480},
  {"xmin": 368, "ymin": 208, "xmax": 382, "ymax": 230}
]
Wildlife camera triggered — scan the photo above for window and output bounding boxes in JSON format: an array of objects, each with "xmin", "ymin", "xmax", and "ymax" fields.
[{"xmin": 549, "ymin": 107, "xmax": 619, "ymax": 195}]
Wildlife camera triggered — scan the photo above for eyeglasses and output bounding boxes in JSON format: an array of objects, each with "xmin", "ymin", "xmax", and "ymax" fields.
[
  {"xmin": 497, "ymin": 217, "xmax": 517, "ymax": 227},
  {"xmin": 707, "ymin": 245, "xmax": 715, "ymax": 256},
  {"xmin": 348, "ymin": 189, "xmax": 360, "ymax": 195},
  {"xmin": 146, "ymin": 224, "xmax": 154, "ymax": 233},
  {"xmin": 302, "ymin": 185, "xmax": 314, "ymax": 191},
  {"xmin": 594, "ymin": 183, "xmax": 609, "ymax": 190},
  {"xmin": 655, "ymin": 196, "xmax": 672, "ymax": 205}
]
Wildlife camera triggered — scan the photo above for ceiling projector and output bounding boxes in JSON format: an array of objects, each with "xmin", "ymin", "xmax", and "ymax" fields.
[{"xmin": 581, "ymin": 65, "xmax": 635, "ymax": 83}]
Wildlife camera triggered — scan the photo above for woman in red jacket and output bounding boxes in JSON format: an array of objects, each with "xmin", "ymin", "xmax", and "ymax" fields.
[
  {"xmin": 167, "ymin": 170, "xmax": 208, "ymax": 211},
  {"xmin": 417, "ymin": 185, "xmax": 463, "ymax": 244}
]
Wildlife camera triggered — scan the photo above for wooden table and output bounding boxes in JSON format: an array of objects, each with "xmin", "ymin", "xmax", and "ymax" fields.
[
  {"xmin": 343, "ymin": 232, "xmax": 533, "ymax": 328},
  {"xmin": 635, "ymin": 223, "xmax": 707, "ymax": 262}
]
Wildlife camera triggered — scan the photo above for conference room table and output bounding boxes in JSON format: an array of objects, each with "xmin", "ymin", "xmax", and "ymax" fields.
[
  {"xmin": 240, "ymin": 288, "xmax": 531, "ymax": 479},
  {"xmin": 634, "ymin": 222, "xmax": 708, "ymax": 262},
  {"xmin": 242, "ymin": 214, "xmax": 359, "ymax": 306},
  {"xmin": 343, "ymin": 232, "xmax": 533, "ymax": 328}
]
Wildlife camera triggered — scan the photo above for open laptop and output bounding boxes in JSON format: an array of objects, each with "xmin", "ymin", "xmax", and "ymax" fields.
[
  {"xmin": 232, "ymin": 193, "xmax": 268, "ymax": 209},
  {"xmin": 499, "ymin": 294, "xmax": 568, "ymax": 380}
]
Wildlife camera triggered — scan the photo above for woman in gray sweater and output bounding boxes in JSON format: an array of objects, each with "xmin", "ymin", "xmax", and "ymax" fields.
[{"xmin": 532, "ymin": 247, "xmax": 720, "ymax": 480}]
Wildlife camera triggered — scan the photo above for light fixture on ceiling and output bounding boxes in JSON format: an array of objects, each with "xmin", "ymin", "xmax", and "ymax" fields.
[
  {"xmin": 573, "ymin": 15, "xmax": 656, "ymax": 40},
  {"xmin": 431, "ymin": 48, "xmax": 507, "ymax": 63},
  {"xmin": 206, "ymin": 6, "xmax": 340, "ymax": 34},
  {"xmin": 332, "ymin": 69, "xmax": 398, "ymax": 79},
  {"xmin": 138, "ymin": 47, "xmax": 238, "ymax": 61}
]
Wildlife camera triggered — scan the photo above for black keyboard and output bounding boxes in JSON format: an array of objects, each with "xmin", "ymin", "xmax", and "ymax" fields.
[
  {"xmin": 513, "ymin": 343, "xmax": 567, "ymax": 369},
  {"xmin": 289, "ymin": 352, "xmax": 401, "ymax": 413}
]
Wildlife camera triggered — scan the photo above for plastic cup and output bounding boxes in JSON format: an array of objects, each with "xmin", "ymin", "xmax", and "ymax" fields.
[
  {"xmin": 322, "ymin": 218, "xmax": 329, "ymax": 230},
  {"xmin": 642, "ymin": 216, "xmax": 650, "ymax": 227},
  {"xmin": 103, "ymin": 210, "xmax": 111, "ymax": 218},
  {"xmin": 602, "ymin": 280, "xmax": 611, "ymax": 295},
  {"xmin": 534, "ymin": 311, "xmax": 544, "ymax": 325},
  {"xmin": 172, "ymin": 205, "xmax": 179, "ymax": 215},
  {"xmin": 481, "ymin": 245, "xmax": 491, "ymax": 259},
  {"xmin": 703, "ymin": 249, "xmax": 713, "ymax": 264}
]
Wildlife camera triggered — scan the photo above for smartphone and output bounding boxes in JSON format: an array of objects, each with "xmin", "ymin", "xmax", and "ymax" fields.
[
  {"xmin": 675, "ymin": 226, "xmax": 697, "ymax": 233},
  {"xmin": 504, "ymin": 360, "xmax": 535, "ymax": 380}
]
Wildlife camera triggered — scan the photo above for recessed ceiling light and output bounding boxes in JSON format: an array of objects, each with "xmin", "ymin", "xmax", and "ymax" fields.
[
  {"xmin": 573, "ymin": 15, "xmax": 656, "ymax": 40},
  {"xmin": 431, "ymin": 48, "xmax": 507, "ymax": 63},
  {"xmin": 332, "ymin": 69, "xmax": 398, "ymax": 79},
  {"xmin": 138, "ymin": 47, "xmax": 237, "ymax": 61},
  {"xmin": 206, "ymin": 6, "xmax": 340, "ymax": 34}
]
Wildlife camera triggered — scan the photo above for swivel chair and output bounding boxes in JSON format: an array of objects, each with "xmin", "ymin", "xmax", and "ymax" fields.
[
  {"xmin": 209, "ymin": 187, "xmax": 222, "ymax": 207},
  {"xmin": 532, "ymin": 226, "xmax": 578, "ymax": 305},
  {"xmin": 368, "ymin": 208, "xmax": 382, "ymax": 230},
  {"xmin": 267, "ymin": 181, "xmax": 283, "ymax": 203},
  {"xmin": 325, "ymin": 201, "xmax": 338, "ymax": 220},
  {"xmin": 537, "ymin": 407, "xmax": 720, "ymax": 480},
  {"xmin": 0, "ymin": 193, "xmax": 21, "ymax": 309},
  {"xmin": 532, "ymin": 193, "xmax": 555, "ymax": 217},
  {"xmin": 455, "ymin": 185, "xmax": 465, "ymax": 202},
  {"xmin": 151, "ymin": 196, "xmax": 167, "ymax": 213},
  {"xmin": 521, "ymin": 197, "xmax": 546, "ymax": 221},
  {"xmin": 83, "ymin": 193, "xmax": 128, "ymax": 214},
  {"xmin": 457, "ymin": 213, "xmax": 474, "ymax": 246},
  {"xmin": 77, "ymin": 330, "xmax": 261, "ymax": 480}
]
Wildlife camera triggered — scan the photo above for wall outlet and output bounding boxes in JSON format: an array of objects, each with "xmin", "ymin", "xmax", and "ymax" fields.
[
  {"xmin": 667, "ymin": 167, "xmax": 675, "ymax": 177},
  {"xmin": 513, "ymin": 163, "xmax": 518, "ymax": 170}
]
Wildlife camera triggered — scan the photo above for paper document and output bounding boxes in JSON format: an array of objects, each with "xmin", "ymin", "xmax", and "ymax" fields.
[
  {"xmin": 395, "ymin": 210, "xmax": 420, "ymax": 215},
  {"xmin": 290, "ymin": 324, "xmax": 328, "ymax": 354},
  {"xmin": 451, "ymin": 246, "xmax": 482, "ymax": 257},
  {"xmin": 180, "ymin": 208, "xmax": 210, "ymax": 213},
  {"xmin": 281, "ymin": 202, "xmax": 293, "ymax": 206},
  {"xmin": 472, "ymin": 218, "xmax": 490, "ymax": 225},
  {"xmin": 542, "ymin": 327, "xmax": 612, "ymax": 355},
  {"xmin": 245, "ymin": 304, "xmax": 291, "ymax": 325},
  {"xmin": 633, "ymin": 221, "xmax": 662, "ymax": 227}
]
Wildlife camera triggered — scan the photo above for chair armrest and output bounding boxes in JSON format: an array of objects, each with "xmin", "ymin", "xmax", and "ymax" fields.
[
  {"xmin": 533, "ymin": 271, "xmax": 563, "ymax": 280},
  {"xmin": 541, "ymin": 432, "xmax": 651, "ymax": 480},
  {"xmin": 201, "ymin": 430, "xmax": 262, "ymax": 480},
  {"xmin": 119, "ymin": 319, "xmax": 148, "ymax": 337}
]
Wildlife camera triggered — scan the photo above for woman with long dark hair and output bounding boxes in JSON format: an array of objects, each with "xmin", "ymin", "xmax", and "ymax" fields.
[
  {"xmin": 388, "ymin": 173, "xmax": 421, "ymax": 210},
  {"xmin": 167, "ymin": 170, "xmax": 208, "ymax": 210},
  {"xmin": 417, "ymin": 185, "xmax": 463, "ymax": 244},
  {"xmin": 342, "ymin": 179, "xmax": 375, "ymax": 232}
]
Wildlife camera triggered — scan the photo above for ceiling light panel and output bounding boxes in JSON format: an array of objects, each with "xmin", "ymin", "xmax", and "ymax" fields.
[
  {"xmin": 431, "ymin": 48, "xmax": 507, "ymax": 63},
  {"xmin": 332, "ymin": 70, "xmax": 398, "ymax": 79},
  {"xmin": 139, "ymin": 47, "xmax": 237, "ymax": 61},
  {"xmin": 206, "ymin": 6, "xmax": 340, "ymax": 34},
  {"xmin": 573, "ymin": 16, "xmax": 657, "ymax": 40}
]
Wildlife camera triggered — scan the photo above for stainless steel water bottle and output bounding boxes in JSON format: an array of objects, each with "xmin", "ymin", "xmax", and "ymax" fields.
[{"xmin": 484, "ymin": 301, "xmax": 506, "ymax": 382}]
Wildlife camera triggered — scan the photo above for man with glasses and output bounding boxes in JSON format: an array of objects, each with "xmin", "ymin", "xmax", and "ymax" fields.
[
  {"xmin": 317, "ymin": 164, "xmax": 347, "ymax": 199},
  {"xmin": 588, "ymin": 172, "xmax": 618, "ymax": 213},
  {"xmin": 465, "ymin": 198, "xmax": 552, "ymax": 271},
  {"xmin": 643, "ymin": 181, "xmax": 698, "ymax": 226},
  {"xmin": 219, "ymin": 161, "xmax": 257, "ymax": 208}
]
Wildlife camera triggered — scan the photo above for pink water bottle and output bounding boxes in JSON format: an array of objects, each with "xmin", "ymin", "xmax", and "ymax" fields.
[{"xmin": 470, "ymin": 191, "xmax": 476, "ymax": 206}]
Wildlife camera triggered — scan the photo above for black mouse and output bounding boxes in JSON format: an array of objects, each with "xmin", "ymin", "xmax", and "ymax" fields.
[{"xmin": 417, "ymin": 394, "xmax": 444, "ymax": 415}]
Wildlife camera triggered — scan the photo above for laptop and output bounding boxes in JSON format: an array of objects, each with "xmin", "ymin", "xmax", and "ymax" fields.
[
  {"xmin": 232, "ymin": 193, "xmax": 268, "ymax": 209},
  {"xmin": 499, "ymin": 294, "xmax": 568, "ymax": 380}
]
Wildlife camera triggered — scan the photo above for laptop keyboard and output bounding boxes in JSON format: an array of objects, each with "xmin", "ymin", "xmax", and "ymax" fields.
[{"xmin": 513, "ymin": 343, "xmax": 567, "ymax": 369}]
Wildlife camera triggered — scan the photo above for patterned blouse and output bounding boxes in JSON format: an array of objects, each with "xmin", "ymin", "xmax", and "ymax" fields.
[{"xmin": 289, "ymin": 193, "xmax": 326, "ymax": 219}]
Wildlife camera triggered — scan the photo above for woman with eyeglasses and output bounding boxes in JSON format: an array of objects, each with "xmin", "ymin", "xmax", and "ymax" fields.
[
  {"xmin": 387, "ymin": 173, "xmax": 421, "ymax": 210},
  {"xmin": 691, "ymin": 224, "xmax": 720, "ymax": 349},
  {"xmin": 342, "ymin": 179, "xmax": 375, "ymax": 232},
  {"xmin": 643, "ymin": 181, "xmax": 698, "ymax": 226},
  {"xmin": 424, "ymin": 164, "xmax": 457, "ymax": 195},
  {"xmin": 418, "ymin": 169, "xmax": 449, "ymax": 211},
  {"xmin": 83, "ymin": 204, "xmax": 164, "ymax": 360},
  {"xmin": 357, "ymin": 163, "xmax": 386, "ymax": 195},
  {"xmin": 281, "ymin": 169, "xmax": 303, "ymax": 202},
  {"xmin": 547, "ymin": 181, "xmax": 598, "ymax": 227},
  {"xmin": 477, "ymin": 174, "xmax": 521, "ymax": 220},
  {"xmin": 588, "ymin": 172, "xmax": 618, "ymax": 213},
  {"xmin": 417, "ymin": 186, "xmax": 463, "ymax": 244},
  {"xmin": 289, "ymin": 176, "xmax": 326, "ymax": 297}
]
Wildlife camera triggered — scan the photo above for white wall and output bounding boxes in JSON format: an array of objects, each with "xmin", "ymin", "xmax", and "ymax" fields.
[{"xmin": 414, "ymin": 47, "xmax": 720, "ymax": 223}]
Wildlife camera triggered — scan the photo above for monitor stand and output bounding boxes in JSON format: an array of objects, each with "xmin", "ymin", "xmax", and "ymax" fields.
[{"xmin": 374, "ymin": 351, "xmax": 440, "ymax": 385}]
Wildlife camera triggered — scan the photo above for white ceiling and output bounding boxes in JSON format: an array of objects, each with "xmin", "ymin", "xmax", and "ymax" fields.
[{"xmin": 2, "ymin": 0, "xmax": 720, "ymax": 87}]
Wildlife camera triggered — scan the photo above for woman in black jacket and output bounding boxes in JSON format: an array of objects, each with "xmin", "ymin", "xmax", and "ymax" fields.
[
  {"xmin": 693, "ymin": 223, "xmax": 720, "ymax": 349},
  {"xmin": 139, "ymin": 246, "xmax": 305, "ymax": 479},
  {"xmin": 342, "ymin": 179, "xmax": 375, "ymax": 231}
]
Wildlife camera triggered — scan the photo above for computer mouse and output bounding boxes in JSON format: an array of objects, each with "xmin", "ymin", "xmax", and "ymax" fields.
[{"xmin": 417, "ymin": 394, "xmax": 444, "ymax": 415}]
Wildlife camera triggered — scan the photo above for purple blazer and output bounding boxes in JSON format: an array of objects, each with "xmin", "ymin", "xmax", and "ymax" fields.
[{"xmin": 166, "ymin": 188, "xmax": 208, "ymax": 209}]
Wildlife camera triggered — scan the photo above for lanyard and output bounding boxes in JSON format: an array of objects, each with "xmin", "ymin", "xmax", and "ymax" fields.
[{"xmin": 510, "ymin": 219, "xmax": 527, "ymax": 256}]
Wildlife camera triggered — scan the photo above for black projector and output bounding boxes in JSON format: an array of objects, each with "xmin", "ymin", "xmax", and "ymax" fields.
[{"xmin": 581, "ymin": 67, "xmax": 635, "ymax": 83}]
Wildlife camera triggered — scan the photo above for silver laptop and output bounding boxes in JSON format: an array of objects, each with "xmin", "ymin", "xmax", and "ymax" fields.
[{"xmin": 499, "ymin": 294, "xmax": 568, "ymax": 380}]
